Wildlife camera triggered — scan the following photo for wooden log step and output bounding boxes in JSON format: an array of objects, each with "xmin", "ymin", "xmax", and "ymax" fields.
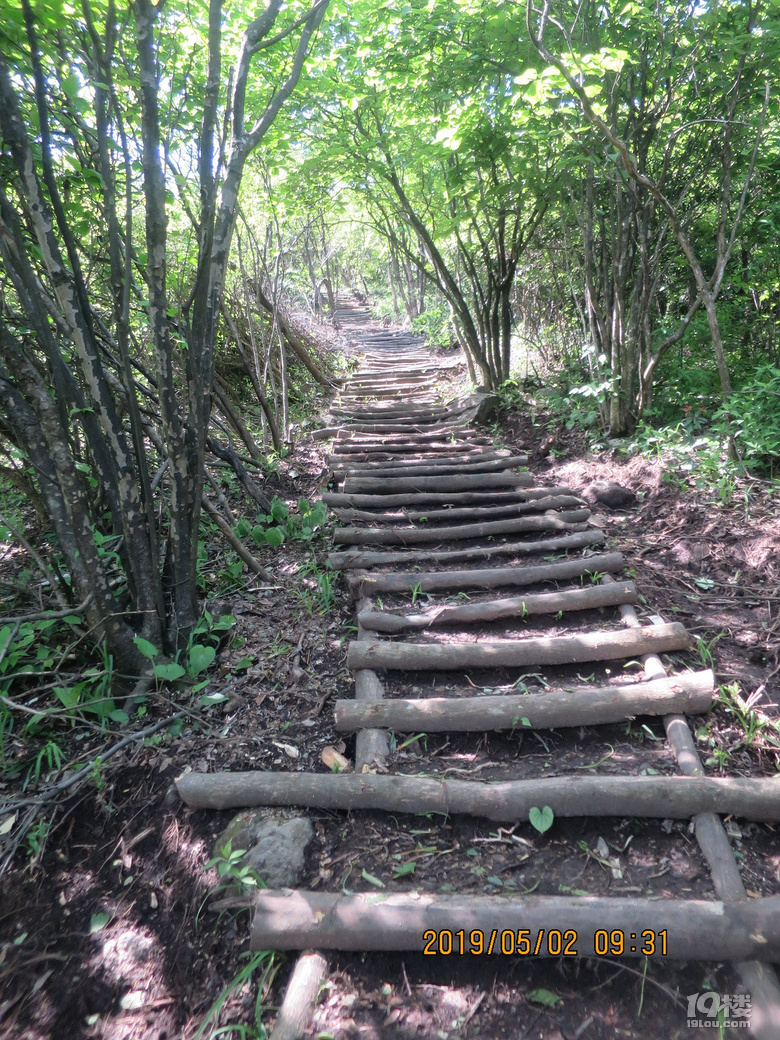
[
  {"xmin": 333, "ymin": 458, "xmax": 530, "ymax": 480},
  {"xmin": 329, "ymin": 529, "xmax": 606, "ymax": 569},
  {"xmin": 177, "ymin": 770, "xmax": 780, "ymax": 823},
  {"xmin": 357, "ymin": 581, "xmax": 637, "ymax": 632},
  {"xmin": 336, "ymin": 430, "xmax": 487, "ymax": 444},
  {"xmin": 346, "ymin": 622, "xmax": 691, "ymax": 671},
  {"xmin": 333, "ymin": 495, "xmax": 586, "ymax": 525},
  {"xmin": 322, "ymin": 487, "xmax": 577, "ymax": 508},
  {"xmin": 249, "ymin": 890, "xmax": 780, "ymax": 960},
  {"xmin": 348, "ymin": 552, "xmax": 624, "ymax": 596},
  {"xmin": 317, "ymin": 423, "xmax": 467, "ymax": 436},
  {"xmin": 329, "ymin": 450, "xmax": 487, "ymax": 466},
  {"xmin": 342, "ymin": 472, "xmax": 533, "ymax": 494},
  {"xmin": 335, "ymin": 670, "xmax": 714, "ymax": 732},
  {"xmin": 339, "ymin": 422, "xmax": 461, "ymax": 434},
  {"xmin": 333, "ymin": 514, "xmax": 585, "ymax": 547},
  {"xmin": 330, "ymin": 405, "xmax": 450, "ymax": 419},
  {"xmin": 332, "ymin": 444, "xmax": 487, "ymax": 456},
  {"xmin": 329, "ymin": 450, "xmax": 512, "ymax": 469}
]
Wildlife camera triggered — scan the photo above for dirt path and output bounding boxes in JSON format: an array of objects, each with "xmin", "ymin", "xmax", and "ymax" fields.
[{"xmin": 179, "ymin": 296, "xmax": 780, "ymax": 1039}]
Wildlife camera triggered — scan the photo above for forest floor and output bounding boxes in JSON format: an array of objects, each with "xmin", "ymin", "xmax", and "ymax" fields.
[{"xmin": 1, "ymin": 345, "xmax": 779, "ymax": 1040}]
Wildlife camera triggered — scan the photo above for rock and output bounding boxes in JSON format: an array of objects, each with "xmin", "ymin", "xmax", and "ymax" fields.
[
  {"xmin": 453, "ymin": 391, "xmax": 500, "ymax": 424},
  {"xmin": 216, "ymin": 810, "xmax": 313, "ymax": 888},
  {"xmin": 582, "ymin": 480, "xmax": 636, "ymax": 509}
]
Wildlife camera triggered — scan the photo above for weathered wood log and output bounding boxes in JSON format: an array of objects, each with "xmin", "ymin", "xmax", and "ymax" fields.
[
  {"xmin": 331, "ymin": 447, "xmax": 486, "ymax": 461},
  {"xmin": 178, "ymin": 770, "xmax": 780, "ymax": 822},
  {"xmin": 347, "ymin": 623, "xmax": 690, "ymax": 671},
  {"xmin": 332, "ymin": 443, "xmax": 487, "ymax": 456},
  {"xmin": 330, "ymin": 451, "xmax": 518, "ymax": 472},
  {"xmin": 335, "ymin": 430, "xmax": 486, "ymax": 444},
  {"xmin": 354, "ymin": 600, "xmax": 389, "ymax": 773},
  {"xmin": 268, "ymin": 951, "xmax": 328, "ymax": 1040},
  {"xmin": 331, "ymin": 406, "xmax": 450, "ymax": 420},
  {"xmin": 348, "ymin": 552, "xmax": 624, "ymax": 596},
  {"xmin": 201, "ymin": 496, "xmax": 272, "ymax": 579},
  {"xmin": 250, "ymin": 890, "xmax": 780, "ymax": 960},
  {"xmin": 315, "ymin": 423, "xmax": 459, "ymax": 437},
  {"xmin": 329, "ymin": 529, "xmax": 606, "ymax": 569},
  {"xmin": 333, "ymin": 495, "xmax": 585, "ymax": 525},
  {"xmin": 322, "ymin": 486, "xmax": 577, "ymax": 508},
  {"xmin": 342, "ymin": 472, "xmax": 533, "ymax": 494},
  {"xmin": 357, "ymin": 581, "xmax": 637, "ymax": 632},
  {"xmin": 333, "ymin": 457, "xmax": 529, "ymax": 480},
  {"xmin": 333, "ymin": 514, "xmax": 584, "ymax": 547},
  {"xmin": 335, "ymin": 670, "xmax": 714, "ymax": 732}
]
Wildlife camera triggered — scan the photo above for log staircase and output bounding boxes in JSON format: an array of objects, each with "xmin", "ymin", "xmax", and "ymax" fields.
[{"xmin": 179, "ymin": 293, "xmax": 780, "ymax": 1038}]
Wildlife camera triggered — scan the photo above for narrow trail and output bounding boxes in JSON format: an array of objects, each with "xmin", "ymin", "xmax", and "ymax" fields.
[{"xmin": 181, "ymin": 295, "xmax": 780, "ymax": 1038}]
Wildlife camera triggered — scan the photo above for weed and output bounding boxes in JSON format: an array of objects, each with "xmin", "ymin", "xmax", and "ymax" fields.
[
  {"xmin": 295, "ymin": 556, "xmax": 337, "ymax": 615},
  {"xmin": 193, "ymin": 949, "xmax": 279, "ymax": 1040},
  {"xmin": 240, "ymin": 497, "xmax": 329, "ymax": 550},
  {"xmin": 206, "ymin": 839, "xmax": 267, "ymax": 894}
]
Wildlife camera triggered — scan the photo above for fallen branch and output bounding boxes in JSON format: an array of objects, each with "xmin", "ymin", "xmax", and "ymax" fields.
[{"xmin": 201, "ymin": 495, "xmax": 273, "ymax": 579}]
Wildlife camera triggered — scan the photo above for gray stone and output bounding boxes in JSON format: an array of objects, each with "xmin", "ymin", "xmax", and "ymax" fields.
[
  {"xmin": 454, "ymin": 391, "xmax": 501, "ymax": 424},
  {"xmin": 216, "ymin": 810, "xmax": 313, "ymax": 889},
  {"xmin": 582, "ymin": 480, "xmax": 636, "ymax": 509}
]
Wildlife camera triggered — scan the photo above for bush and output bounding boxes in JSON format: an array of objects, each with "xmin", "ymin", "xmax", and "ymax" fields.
[{"xmin": 714, "ymin": 365, "xmax": 780, "ymax": 475}]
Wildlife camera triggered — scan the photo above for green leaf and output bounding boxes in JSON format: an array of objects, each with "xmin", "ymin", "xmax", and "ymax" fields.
[
  {"xmin": 361, "ymin": 869, "xmax": 385, "ymax": 888},
  {"xmin": 251, "ymin": 525, "xmax": 266, "ymax": 546},
  {"xmin": 234, "ymin": 519, "xmax": 251, "ymax": 538},
  {"xmin": 264, "ymin": 527, "xmax": 285, "ymax": 548},
  {"xmin": 134, "ymin": 637, "xmax": 159, "ymax": 660},
  {"xmin": 529, "ymin": 805, "xmax": 554, "ymax": 834},
  {"xmin": 392, "ymin": 861, "xmax": 417, "ymax": 878},
  {"xmin": 270, "ymin": 499, "xmax": 289, "ymax": 523},
  {"xmin": 90, "ymin": 912, "xmax": 111, "ymax": 933},
  {"xmin": 188, "ymin": 644, "xmax": 216, "ymax": 676},
  {"xmin": 109, "ymin": 710, "xmax": 129, "ymax": 724},
  {"xmin": 199, "ymin": 692, "xmax": 227, "ymax": 706},
  {"xmin": 527, "ymin": 988, "xmax": 561, "ymax": 1008},
  {"xmin": 153, "ymin": 662, "xmax": 186, "ymax": 681}
]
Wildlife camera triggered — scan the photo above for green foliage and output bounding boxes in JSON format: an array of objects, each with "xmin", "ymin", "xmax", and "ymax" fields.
[
  {"xmin": 206, "ymin": 838, "xmax": 266, "ymax": 892},
  {"xmin": 529, "ymin": 805, "xmax": 554, "ymax": 834},
  {"xmin": 193, "ymin": 947, "xmax": 278, "ymax": 1040},
  {"xmin": 295, "ymin": 556, "xmax": 337, "ymax": 615},
  {"xmin": 411, "ymin": 306, "xmax": 453, "ymax": 349},
  {"xmin": 244, "ymin": 497, "xmax": 329, "ymax": 549},
  {"xmin": 714, "ymin": 367, "xmax": 780, "ymax": 476},
  {"xmin": 134, "ymin": 611, "xmax": 235, "ymax": 703}
]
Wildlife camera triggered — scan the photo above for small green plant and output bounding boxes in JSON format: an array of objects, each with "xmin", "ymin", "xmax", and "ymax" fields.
[
  {"xmin": 205, "ymin": 839, "xmax": 266, "ymax": 892},
  {"xmin": 295, "ymin": 556, "xmax": 337, "ymax": 614},
  {"xmin": 239, "ymin": 497, "xmax": 329, "ymax": 549},
  {"xmin": 193, "ymin": 949, "xmax": 279, "ymax": 1040},
  {"xmin": 529, "ymin": 805, "xmax": 554, "ymax": 834},
  {"xmin": 25, "ymin": 818, "xmax": 50, "ymax": 860}
]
